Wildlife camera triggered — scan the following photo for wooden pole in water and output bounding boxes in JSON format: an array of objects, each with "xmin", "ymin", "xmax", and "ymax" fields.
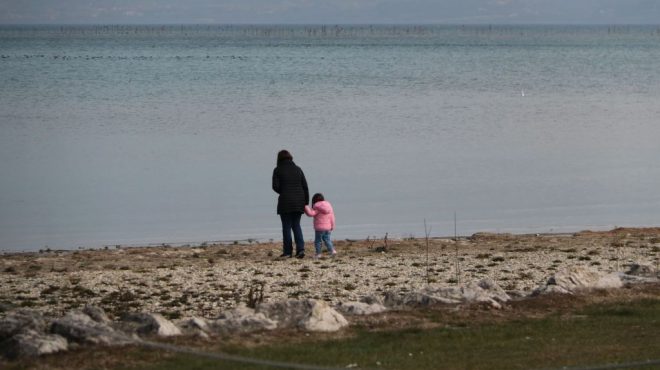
[
  {"xmin": 455, "ymin": 211, "xmax": 460, "ymax": 286},
  {"xmin": 424, "ymin": 219, "xmax": 431, "ymax": 286}
]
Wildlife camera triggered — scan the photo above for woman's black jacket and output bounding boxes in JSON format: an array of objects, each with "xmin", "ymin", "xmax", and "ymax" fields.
[{"xmin": 272, "ymin": 159, "xmax": 309, "ymax": 214}]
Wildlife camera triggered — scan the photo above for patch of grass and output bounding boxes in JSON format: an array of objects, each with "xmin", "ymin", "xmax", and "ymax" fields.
[
  {"xmin": 40, "ymin": 285, "xmax": 60, "ymax": 295},
  {"xmin": 288, "ymin": 290, "xmax": 309, "ymax": 298},
  {"xmin": 71, "ymin": 285, "xmax": 97, "ymax": 298},
  {"xmin": 344, "ymin": 283, "xmax": 357, "ymax": 291},
  {"xmin": 100, "ymin": 298, "xmax": 660, "ymax": 370}
]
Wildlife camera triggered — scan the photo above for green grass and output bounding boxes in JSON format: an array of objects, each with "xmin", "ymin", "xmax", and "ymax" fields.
[
  {"xmin": 4, "ymin": 298, "xmax": 659, "ymax": 370},
  {"xmin": 113, "ymin": 299, "xmax": 660, "ymax": 370}
]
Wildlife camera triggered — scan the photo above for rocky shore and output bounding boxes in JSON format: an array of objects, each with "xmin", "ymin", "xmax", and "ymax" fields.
[{"xmin": 1, "ymin": 228, "xmax": 659, "ymax": 359}]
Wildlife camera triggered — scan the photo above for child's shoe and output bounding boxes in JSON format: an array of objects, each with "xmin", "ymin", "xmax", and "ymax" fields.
[
  {"xmin": 314, "ymin": 254, "xmax": 322, "ymax": 259},
  {"xmin": 331, "ymin": 251, "xmax": 337, "ymax": 258}
]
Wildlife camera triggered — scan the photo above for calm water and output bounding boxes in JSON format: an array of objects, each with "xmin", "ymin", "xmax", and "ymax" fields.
[{"xmin": 1, "ymin": 25, "xmax": 660, "ymax": 251}]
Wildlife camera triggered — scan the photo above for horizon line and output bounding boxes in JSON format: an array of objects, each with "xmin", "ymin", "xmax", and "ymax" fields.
[{"xmin": 2, "ymin": 22, "xmax": 660, "ymax": 27}]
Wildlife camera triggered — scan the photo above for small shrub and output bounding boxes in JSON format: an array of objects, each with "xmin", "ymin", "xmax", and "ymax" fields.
[
  {"xmin": 161, "ymin": 311, "xmax": 181, "ymax": 320},
  {"xmin": 41, "ymin": 285, "xmax": 60, "ymax": 295},
  {"xmin": 289, "ymin": 290, "xmax": 309, "ymax": 298},
  {"xmin": 72, "ymin": 285, "xmax": 97, "ymax": 297},
  {"xmin": 246, "ymin": 281, "xmax": 265, "ymax": 308}
]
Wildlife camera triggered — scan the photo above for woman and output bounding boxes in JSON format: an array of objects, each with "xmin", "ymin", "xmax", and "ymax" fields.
[{"xmin": 272, "ymin": 150, "xmax": 309, "ymax": 258}]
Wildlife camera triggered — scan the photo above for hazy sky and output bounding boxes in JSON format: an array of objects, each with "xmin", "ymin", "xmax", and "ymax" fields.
[{"xmin": 1, "ymin": 0, "xmax": 659, "ymax": 25}]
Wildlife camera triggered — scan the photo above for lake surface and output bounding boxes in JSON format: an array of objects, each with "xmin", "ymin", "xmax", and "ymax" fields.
[{"xmin": 1, "ymin": 25, "xmax": 660, "ymax": 251}]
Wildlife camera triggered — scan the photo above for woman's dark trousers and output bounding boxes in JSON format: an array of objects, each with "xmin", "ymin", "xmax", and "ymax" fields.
[{"xmin": 280, "ymin": 212, "xmax": 304, "ymax": 256}]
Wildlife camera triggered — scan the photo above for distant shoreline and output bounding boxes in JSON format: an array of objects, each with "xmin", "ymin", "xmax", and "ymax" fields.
[{"xmin": 2, "ymin": 224, "xmax": 658, "ymax": 255}]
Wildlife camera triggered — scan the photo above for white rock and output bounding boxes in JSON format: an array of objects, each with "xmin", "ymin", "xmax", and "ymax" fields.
[
  {"xmin": 475, "ymin": 277, "xmax": 511, "ymax": 302},
  {"xmin": 302, "ymin": 300, "xmax": 349, "ymax": 332},
  {"xmin": 257, "ymin": 299, "xmax": 348, "ymax": 332},
  {"xmin": 384, "ymin": 291, "xmax": 460, "ymax": 307},
  {"xmin": 1, "ymin": 329, "xmax": 68, "ymax": 359},
  {"xmin": 179, "ymin": 317, "xmax": 210, "ymax": 332},
  {"xmin": 626, "ymin": 263, "xmax": 657, "ymax": 277},
  {"xmin": 595, "ymin": 272, "xmax": 624, "ymax": 289},
  {"xmin": 533, "ymin": 266, "xmax": 624, "ymax": 295},
  {"xmin": 0, "ymin": 310, "xmax": 47, "ymax": 341},
  {"xmin": 82, "ymin": 305, "xmax": 111, "ymax": 324},
  {"xmin": 360, "ymin": 295, "xmax": 385, "ymax": 305},
  {"xmin": 211, "ymin": 305, "xmax": 277, "ymax": 334},
  {"xmin": 384, "ymin": 278, "xmax": 510, "ymax": 309},
  {"xmin": 121, "ymin": 313, "xmax": 182, "ymax": 337},
  {"xmin": 335, "ymin": 301, "xmax": 387, "ymax": 316},
  {"xmin": 51, "ymin": 311, "xmax": 130, "ymax": 345}
]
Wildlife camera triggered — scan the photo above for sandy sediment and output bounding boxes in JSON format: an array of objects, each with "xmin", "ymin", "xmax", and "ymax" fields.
[{"xmin": 1, "ymin": 228, "xmax": 659, "ymax": 319}]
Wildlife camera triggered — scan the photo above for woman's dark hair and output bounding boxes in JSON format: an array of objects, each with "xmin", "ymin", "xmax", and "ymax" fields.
[
  {"xmin": 277, "ymin": 150, "xmax": 293, "ymax": 164},
  {"xmin": 311, "ymin": 193, "xmax": 324, "ymax": 205}
]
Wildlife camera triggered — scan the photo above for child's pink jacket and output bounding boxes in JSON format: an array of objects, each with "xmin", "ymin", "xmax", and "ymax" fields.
[{"xmin": 304, "ymin": 201, "xmax": 335, "ymax": 231}]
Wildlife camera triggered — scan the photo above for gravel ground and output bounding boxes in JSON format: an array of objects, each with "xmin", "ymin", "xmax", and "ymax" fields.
[{"xmin": 1, "ymin": 228, "xmax": 659, "ymax": 319}]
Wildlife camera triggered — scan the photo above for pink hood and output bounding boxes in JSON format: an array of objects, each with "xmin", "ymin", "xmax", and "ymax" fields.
[{"xmin": 304, "ymin": 200, "xmax": 335, "ymax": 231}]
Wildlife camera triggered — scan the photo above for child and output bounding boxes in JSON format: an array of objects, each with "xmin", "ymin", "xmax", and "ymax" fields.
[{"xmin": 304, "ymin": 193, "xmax": 336, "ymax": 258}]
